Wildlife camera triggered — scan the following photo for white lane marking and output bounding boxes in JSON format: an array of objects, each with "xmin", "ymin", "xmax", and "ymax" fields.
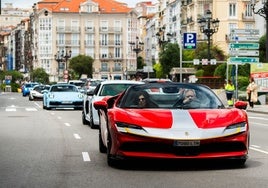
[
  {"xmin": 64, "ymin": 123, "xmax": 71, "ymax": 127},
  {"xmin": 249, "ymin": 116, "xmax": 268, "ymax": 121},
  {"xmin": 6, "ymin": 108, "xmax": 16, "ymax": 112},
  {"xmin": 82, "ymin": 152, "xmax": 91, "ymax": 162},
  {"xmin": 57, "ymin": 116, "xmax": 62, "ymax": 120},
  {"xmin": 74, "ymin": 133, "xmax": 81, "ymax": 139},
  {"xmin": 25, "ymin": 108, "xmax": 37, "ymax": 111},
  {"xmin": 251, "ymin": 145, "xmax": 260, "ymax": 148},
  {"xmin": 250, "ymin": 146, "xmax": 268, "ymax": 155},
  {"xmin": 34, "ymin": 102, "xmax": 42, "ymax": 108}
]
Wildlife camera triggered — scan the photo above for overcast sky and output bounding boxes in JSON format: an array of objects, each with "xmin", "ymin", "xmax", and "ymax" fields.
[{"xmin": 1, "ymin": 0, "xmax": 157, "ymax": 8}]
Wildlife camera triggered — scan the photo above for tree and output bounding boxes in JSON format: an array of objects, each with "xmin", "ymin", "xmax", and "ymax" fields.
[
  {"xmin": 30, "ymin": 68, "xmax": 50, "ymax": 84},
  {"xmin": 259, "ymin": 34, "xmax": 267, "ymax": 63},
  {"xmin": 159, "ymin": 43, "xmax": 180, "ymax": 76},
  {"xmin": 69, "ymin": 55, "xmax": 94, "ymax": 78},
  {"xmin": 194, "ymin": 42, "xmax": 227, "ymax": 76}
]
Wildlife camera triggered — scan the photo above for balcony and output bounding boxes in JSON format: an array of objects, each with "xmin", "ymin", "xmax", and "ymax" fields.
[
  {"xmin": 56, "ymin": 26, "xmax": 81, "ymax": 33},
  {"xmin": 99, "ymin": 53, "xmax": 123, "ymax": 60},
  {"xmin": 99, "ymin": 27, "xmax": 123, "ymax": 33},
  {"xmin": 99, "ymin": 40, "xmax": 123, "ymax": 46},
  {"xmin": 242, "ymin": 13, "xmax": 254, "ymax": 22},
  {"xmin": 85, "ymin": 27, "xmax": 95, "ymax": 33},
  {"xmin": 84, "ymin": 40, "xmax": 95, "ymax": 47}
]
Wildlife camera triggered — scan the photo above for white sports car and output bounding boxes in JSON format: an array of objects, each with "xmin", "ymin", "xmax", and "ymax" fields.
[
  {"xmin": 29, "ymin": 85, "xmax": 50, "ymax": 101},
  {"xmin": 82, "ymin": 80, "xmax": 144, "ymax": 128}
]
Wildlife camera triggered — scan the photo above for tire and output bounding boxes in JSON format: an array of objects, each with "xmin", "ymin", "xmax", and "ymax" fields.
[
  {"xmin": 107, "ymin": 131, "xmax": 117, "ymax": 167},
  {"xmin": 89, "ymin": 109, "xmax": 97, "ymax": 129},
  {"xmin": 99, "ymin": 123, "xmax": 107, "ymax": 153},
  {"xmin": 82, "ymin": 111, "xmax": 89, "ymax": 125}
]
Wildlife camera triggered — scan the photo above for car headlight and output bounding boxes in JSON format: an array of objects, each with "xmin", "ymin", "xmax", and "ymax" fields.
[
  {"xmin": 225, "ymin": 122, "xmax": 247, "ymax": 131},
  {"xmin": 48, "ymin": 93, "xmax": 55, "ymax": 98},
  {"xmin": 115, "ymin": 122, "xmax": 146, "ymax": 133}
]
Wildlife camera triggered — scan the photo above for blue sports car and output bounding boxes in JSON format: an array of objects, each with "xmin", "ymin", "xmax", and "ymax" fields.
[
  {"xmin": 21, "ymin": 82, "xmax": 39, "ymax": 97},
  {"xmin": 43, "ymin": 83, "xmax": 84, "ymax": 110}
]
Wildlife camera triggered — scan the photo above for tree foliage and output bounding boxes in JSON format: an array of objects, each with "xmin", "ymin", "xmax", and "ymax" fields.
[
  {"xmin": 30, "ymin": 68, "xmax": 50, "ymax": 84},
  {"xmin": 69, "ymin": 55, "xmax": 94, "ymax": 78},
  {"xmin": 159, "ymin": 43, "xmax": 180, "ymax": 76},
  {"xmin": 259, "ymin": 34, "xmax": 267, "ymax": 63}
]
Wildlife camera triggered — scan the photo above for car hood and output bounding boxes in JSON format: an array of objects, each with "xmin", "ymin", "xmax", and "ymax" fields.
[
  {"xmin": 49, "ymin": 92, "xmax": 83, "ymax": 100},
  {"xmin": 113, "ymin": 108, "xmax": 248, "ymax": 139}
]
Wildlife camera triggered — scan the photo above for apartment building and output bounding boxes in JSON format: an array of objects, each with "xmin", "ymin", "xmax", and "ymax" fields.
[
  {"xmin": 1, "ymin": 0, "xmax": 266, "ymax": 81},
  {"xmin": 27, "ymin": 0, "xmax": 139, "ymax": 82}
]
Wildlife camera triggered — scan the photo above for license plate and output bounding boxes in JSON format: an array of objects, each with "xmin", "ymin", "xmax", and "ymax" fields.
[
  {"xmin": 62, "ymin": 101, "xmax": 72, "ymax": 104},
  {"xmin": 173, "ymin": 140, "xmax": 200, "ymax": 147}
]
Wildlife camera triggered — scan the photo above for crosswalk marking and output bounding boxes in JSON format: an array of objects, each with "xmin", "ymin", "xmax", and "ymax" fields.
[{"xmin": 25, "ymin": 108, "xmax": 38, "ymax": 111}]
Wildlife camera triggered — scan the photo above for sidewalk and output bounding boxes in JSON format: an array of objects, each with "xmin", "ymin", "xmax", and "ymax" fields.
[{"xmin": 246, "ymin": 105, "xmax": 268, "ymax": 114}]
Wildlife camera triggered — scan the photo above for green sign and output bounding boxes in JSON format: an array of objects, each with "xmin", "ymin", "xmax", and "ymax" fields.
[
  {"xmin": 229, "ymin": 43, "xmax": 259, "ymax": 49},
  {"xmin": 229, "ymin": 57, "xmax": 259, "ymax": 63}
]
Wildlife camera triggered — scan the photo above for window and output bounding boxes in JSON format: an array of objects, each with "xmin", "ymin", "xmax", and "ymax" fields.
[
  {"xmin": 100, "ymin": 34, "xmax": 108, "ymax": 46},
  {"xmin": 244, "ymin": 3, "xmax": 253, "ymax": 17},
  {"xmin": 229, "ymin": 3, "xmax": 236, "ymax": 17}
]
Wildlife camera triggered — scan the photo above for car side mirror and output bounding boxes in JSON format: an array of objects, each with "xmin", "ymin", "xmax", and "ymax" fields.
[{"xmin": 234, "ymin": 101, "xmax": 247, "ymax": 110}]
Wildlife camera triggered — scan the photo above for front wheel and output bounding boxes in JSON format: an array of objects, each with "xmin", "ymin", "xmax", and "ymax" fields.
[
  {"xmin": 82, "ymin": 111, "xmax": 89, "ymax": 125},
  {"xmin": 99, "ymin": 124, "xmax": 107, "ymax": 153},
  {"xmin": 107, "ymin": 131, "xmax": 116, "ymax": 167},
  {"xmin": 89, "ymin": 109, "xmax": 97, "ymax": 129}
]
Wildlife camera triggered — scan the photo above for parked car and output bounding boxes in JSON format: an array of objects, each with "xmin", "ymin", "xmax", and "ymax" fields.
[
  {"xmin": 29, "ymin": 85, "xmax": 51, "ymax": 101},
  {"xmin": 43, "ymin": 83, "xmax": 84, "ymax": 110},
  {"xmin": 81, "ymin": 79, "xmax": 104, "ymax": 93},
  {"xmin": 21, "ymin": 82, "xmax": 39, "ymax": 97},
  {"xmin": 93, "ymin": 82, "xmax": 249, "ymax": 167},
  {"xmin": 68, "ymin": 80, "xmax": 85, "ymax": 91},
  {"xmin": 82, "ymin": 80, "xmax": 144, "ymax": 128}
]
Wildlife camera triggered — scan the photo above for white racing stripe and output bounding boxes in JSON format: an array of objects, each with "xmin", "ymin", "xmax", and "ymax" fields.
[{"xmin": 82, "ymin": 152, "xmax": 91, "ymax": 161}]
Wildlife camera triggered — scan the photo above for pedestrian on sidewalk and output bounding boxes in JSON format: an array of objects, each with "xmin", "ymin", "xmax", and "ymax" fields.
[
  {"xmin": 224, "ymin": 79, "xmax": 235, "ymax": 106},
  {"xmin": 246, "ymin": 77, "xmax": 258, "ymax": 108}
]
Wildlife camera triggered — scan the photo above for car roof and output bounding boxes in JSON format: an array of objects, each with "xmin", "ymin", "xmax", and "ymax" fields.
[{"xmin": 100, "ymin": 80, "xmax": 144, "ymax": 85}]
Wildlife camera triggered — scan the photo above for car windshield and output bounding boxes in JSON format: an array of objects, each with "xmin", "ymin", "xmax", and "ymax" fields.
[
  {"xmin": 120, "ymin": 83, "xmax": 224, "ymax": 109},
  {"xmin": 34, "ymin": 85, "xmax": 50, "ymax": 92},
  {"xmin": 50, "ymin": 85, "xmax": 78, "ymax": 92},
  {"xmin": 99, "ymin": 84, "xmax": 136, "ymax": 96}
]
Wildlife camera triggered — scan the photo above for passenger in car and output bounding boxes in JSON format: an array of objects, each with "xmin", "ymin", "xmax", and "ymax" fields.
[{"xmin": 137, "ymin": 91, "xmax": 158, "ymax": 108}]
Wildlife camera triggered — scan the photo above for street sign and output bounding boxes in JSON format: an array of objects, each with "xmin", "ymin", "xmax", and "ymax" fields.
[
  {"xmin": 230, "ymin": 29, "xmax": 260, "ymax": 35},
  {"xmin": 229, "ymin": 57, "xmax": 259, "ymax": 63},
  {"xmin": 193, "ymin": 59, "xmax": 200, "ymax": 65},
  {"xmin": 229, "ymin": 35, "xmax": 259, "ymax": 42},
  {"xmin": 229, "ymin": 50, "xmax": 259, "ymax": 56},
  {"xmin": 183, "ymin": 33, "xmax": 196, "ymax": 49},
  {"xmin": 229, "ymin": 43, "xmax": 259, "ymax": 49}
]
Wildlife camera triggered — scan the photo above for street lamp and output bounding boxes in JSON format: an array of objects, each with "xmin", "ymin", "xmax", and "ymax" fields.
[
  {"xmin": 54, "ymin": 48, "xmax": 72, "ymax": 81},
  {"xmin": 129, "ymin": 36, "xmax": 144, "ymax": 70},
  {"xmin": 198, "ymin": 10, "xmax": 220, "ymax": 61},
  {"xmin": 251, "ymin": 0, "xmax": 268, "ymax": 62}
]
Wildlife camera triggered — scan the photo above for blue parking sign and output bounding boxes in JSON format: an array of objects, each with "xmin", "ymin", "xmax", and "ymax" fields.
[{"xmin": 183, "ymin": 33, "xmax": 196, "ymax": 49}]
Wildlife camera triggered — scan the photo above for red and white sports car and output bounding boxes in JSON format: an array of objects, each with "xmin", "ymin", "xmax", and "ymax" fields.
[{"xmin": 94, "ymin": 82, "xmax": 249, "ymax": 167}]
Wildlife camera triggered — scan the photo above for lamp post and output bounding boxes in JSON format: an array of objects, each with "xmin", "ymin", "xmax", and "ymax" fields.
[
  {"xmin": 251, "ymin": 0, "xmax": 268, "ymax": 62},
  {"xmin": 54, "ymin": 48, "xmax": 72, "ymax": 81},
  {"xmin": 198, "ymin": 10, "xmax": 220, "ymax": 61},
  {"xmin": 129, "ymin": 36, "xmax": 144, "ymax": 71}
]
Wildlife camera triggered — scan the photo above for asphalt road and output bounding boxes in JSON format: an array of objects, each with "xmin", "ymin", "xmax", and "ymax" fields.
[{"xmin": 0, "ymin": 92, "xmax": 268, "ymax": 188}]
